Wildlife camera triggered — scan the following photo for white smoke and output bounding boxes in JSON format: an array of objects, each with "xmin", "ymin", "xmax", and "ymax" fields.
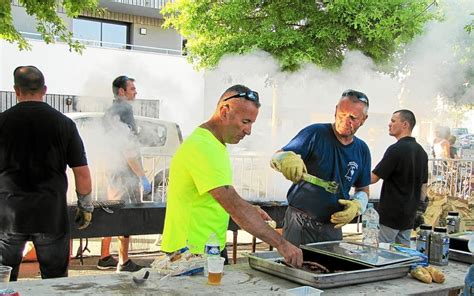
[{"xmin": 202, "ymin": 0, "xmax": 474, "ymax": 200}]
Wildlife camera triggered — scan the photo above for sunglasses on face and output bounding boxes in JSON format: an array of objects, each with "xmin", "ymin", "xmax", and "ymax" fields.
[
  {"xmin": 223, "ymin": 90, "xmax": 260, "ymax": 105},
  {"xmin": 342, "ymin": 89, "xmax": 369, "ymax": 107}
]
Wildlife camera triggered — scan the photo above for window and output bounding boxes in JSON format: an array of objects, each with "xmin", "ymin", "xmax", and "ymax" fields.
[
  {"xmin": 137, "ymin": 120, "xmax": 168, "ymax": 147},
  {"xmin": 73, "ymin": 18, "xmax": 129, "ymax": 49}
]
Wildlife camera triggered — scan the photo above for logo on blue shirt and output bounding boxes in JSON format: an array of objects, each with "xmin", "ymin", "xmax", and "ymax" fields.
[{"xmin": 345, "ymin": 161, "xmax": 358, "ymax": 182}]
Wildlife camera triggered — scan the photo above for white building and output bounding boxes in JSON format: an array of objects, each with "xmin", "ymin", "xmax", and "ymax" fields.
[{"xmin": 2, "ymin": 0, "xmax": 204, "ymax": 135}]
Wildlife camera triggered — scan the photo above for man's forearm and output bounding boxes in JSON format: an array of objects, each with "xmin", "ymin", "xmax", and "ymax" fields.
[
  {"xmin": 370, "ymin": 172, "xmax": 380, "ymax": 184},
  {"xmin": 126, "ymin": 156, "xmax": 146, "ymax": 178},
  {"xmin": 210, "ymin": 186, "xmax": 286, "ymax": 249},
  {"xmin": 420, "ymin": 183, "xmax": 427, "ymax": 201},
  {"xmin": 72, "ymin": 165, "xmax": 92, "ymax": 195}
]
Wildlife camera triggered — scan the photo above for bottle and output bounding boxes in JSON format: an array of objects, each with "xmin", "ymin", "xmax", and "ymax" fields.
[
  {"xmin": 203, "ymin": 232, "xmax": 220, "ymax": 275},
  {"xmin": 429, "ymin": 227, "xmax": 449, "ymax": 266},
  {"xmin": 416, "ymin": 224, "xmax": 432, "ymax": 257},
  {"xmin": 446, "ymin": 211, "xmax": 460, "ymax": 234},
  {"xmin": 362, "ymin": 203, "xmax": 379, "ymax": 247}
]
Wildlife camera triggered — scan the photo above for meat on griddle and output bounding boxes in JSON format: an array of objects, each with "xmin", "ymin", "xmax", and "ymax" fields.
[
  {"xmin": 301, "ymin": 261, "xmax": 330, "ymax": 273},
  {"xmin": 275, "ymin": 259, "xmax": 331, "ymax": 274}
]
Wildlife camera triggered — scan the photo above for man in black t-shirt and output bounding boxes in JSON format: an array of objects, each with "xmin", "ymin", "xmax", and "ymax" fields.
[
  {"xmin": 371, "ymin": 109, "xmax": 428, "ymax": 245},
  {"xmin": 0, "ymin": 66, "xmax": 93, "ymax": 281}
]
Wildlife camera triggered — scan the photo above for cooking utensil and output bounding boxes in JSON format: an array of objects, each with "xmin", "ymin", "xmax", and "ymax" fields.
[
  {"xmin": 302, "ymin": 173, "xmax": 339, "ymax": 194},
  {"xmin": 247, "ymin": 241, "xmax": 418, "ymax": 289},
  {"xmin": 132, "ymin": 270, "xmax": 150, "ymax": 285}
]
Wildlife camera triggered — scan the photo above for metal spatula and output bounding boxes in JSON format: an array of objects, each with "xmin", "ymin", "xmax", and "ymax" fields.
[{"xmin": 302, "ymin": 173, "xmax": 339, "ymax": 194}]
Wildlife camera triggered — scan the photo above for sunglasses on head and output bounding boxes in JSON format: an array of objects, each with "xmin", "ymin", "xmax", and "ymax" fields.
[
  {"xmin": 223, "ymin": 90, "xmax": 260, "ymax": 105},
  {"xmin": 342, "ymin": 89, "xmax": 369, "ymax": 107}
]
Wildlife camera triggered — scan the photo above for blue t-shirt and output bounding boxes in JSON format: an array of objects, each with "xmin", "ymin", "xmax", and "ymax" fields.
[{"xmin": 282, "ymin": 123, "xmax": 371, "ymax": 222}]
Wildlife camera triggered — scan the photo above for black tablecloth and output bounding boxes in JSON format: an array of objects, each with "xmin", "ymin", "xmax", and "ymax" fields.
[{"xmin": 68, "ymin": 202, "xmax": 288, "ymax": 239}]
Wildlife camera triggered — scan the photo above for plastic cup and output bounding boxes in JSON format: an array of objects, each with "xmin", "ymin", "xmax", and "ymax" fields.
[
  {"xmin": 286, "ymin": 286, "xmax": 323, "ymax": 296},
  {"xmin": 0, "ymin": 265, "xmax": 12, "ymax": 290},
  {"xmin": 207, "ymin": 257, "xmax": 225, "ymax": 286}
]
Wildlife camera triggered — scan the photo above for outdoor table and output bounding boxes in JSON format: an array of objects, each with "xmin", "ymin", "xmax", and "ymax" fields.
[
  {"xmin": 68, "ymin": 202, "xmax": 288, "ymax": 264},
  {"xmin": 7, "ymin": 260, "xmax": 469, "ymax": 295}
]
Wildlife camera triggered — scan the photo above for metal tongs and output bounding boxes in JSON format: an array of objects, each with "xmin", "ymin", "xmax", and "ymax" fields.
[
  {"xmin": 302, "ymin": 173, "xmax": 339, "ymax": 194},
  {"xmin": 93, "ymin": 201, "xmax": 114, "ymax": 214}
]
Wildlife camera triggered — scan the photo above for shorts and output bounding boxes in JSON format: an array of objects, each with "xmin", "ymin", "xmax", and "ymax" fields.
[{"xmin": 107, "ymin": 171, "xmax": 140, "ymax": 203}]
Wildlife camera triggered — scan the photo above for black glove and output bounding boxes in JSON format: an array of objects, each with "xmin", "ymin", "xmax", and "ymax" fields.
[
  {"xmin": 76, "ymin": 192, "xmax": 93, "ymax": 230},
  {"xmin": 413, "ymin": 211, "xmax": 425, "ymax": 230},
  {"xmin": 418, "ymin": 199, "xmax": 428, "ymax": 212}
]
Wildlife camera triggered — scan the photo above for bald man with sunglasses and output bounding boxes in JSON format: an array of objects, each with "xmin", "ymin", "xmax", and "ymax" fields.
[
  {"xmin": 271, "ymin": 90, "xmax": 371, "ymax": 247},
  {"xmin": 162, "ymin": 84, "xmax": 303, "ymax": 267}
]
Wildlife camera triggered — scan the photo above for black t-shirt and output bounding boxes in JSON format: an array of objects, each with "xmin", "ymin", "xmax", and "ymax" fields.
[
  {"xmin": 0, "ymin": 101, "xmax": 87, "ymax": 234},
  {"xmin": 372, "ymin": 137, "xmax": 428, "ymax": 230}
]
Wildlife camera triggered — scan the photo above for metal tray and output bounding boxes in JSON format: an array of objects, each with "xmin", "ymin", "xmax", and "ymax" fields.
[
  {"xmin": 449, "ymin": 249, "xmax": 474, "ymax": 264},
  {"xmin": 301, "ymin": 241, "xmax": 419, "ymax": 267},
  {"xmin": 449, "ymin": 232, "xmax": 474, "ymax": 251},
  {"xmin": 247, "ymin": 241, "xmax": 418, "ymax": 289},
  {"xmin": 449, "ymin": 232, "xmax": 474, "ymax": 264}
]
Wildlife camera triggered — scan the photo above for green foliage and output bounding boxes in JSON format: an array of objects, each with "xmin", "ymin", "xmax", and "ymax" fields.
[
  {"xmin": 162, "ymin": 0, "xmax": 436, "ymax": 71},
  {"xmin": 0, "ymin": 0, "xmax": 101, "ymax": 52},
  {"xmin": 466, "ymin": 13, "xmax": 474, "ymax": 34}
]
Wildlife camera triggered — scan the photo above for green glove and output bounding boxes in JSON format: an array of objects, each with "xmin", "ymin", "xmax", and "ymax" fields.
[
  {"xmin": 270, "ymin": 151, "xmax": 307, "ymax": 183},
  {"xmin": 76, "ymin": 192, "xmax": 93, "ymax": 230},
  {"xmin": 330, "ymin": 199, "xmax": 361, "ymax": 229},
  {"xmin": 75, "ymin": 209, "xmax": 92, "ymax": 230}
]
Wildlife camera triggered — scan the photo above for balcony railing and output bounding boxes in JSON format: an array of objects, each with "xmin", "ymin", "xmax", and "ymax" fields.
[
  {"xmin": 11, "ymin": 0, "xmax": 174, "ymax": 11},
  {"xmin": 428, "ymin": 158, "xmax": 473, "ymax": 199},
  {"xmin": 110, "ymin": 0, "xmax": 174, "ymax": 9},
  {"xmin": 20, "ymin": 31, "xmax": 182, "ymax": 56}
]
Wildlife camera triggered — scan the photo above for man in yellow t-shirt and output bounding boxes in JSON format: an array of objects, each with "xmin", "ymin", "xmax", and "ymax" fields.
[{"xmin": 162, "ymin": 84, "xmax": 303, "ymax": 267}]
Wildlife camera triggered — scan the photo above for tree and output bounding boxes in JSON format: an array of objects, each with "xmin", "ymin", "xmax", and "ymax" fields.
[
  {"xmin": 466, "ymin": 13, "xmax": 474, "ymax": 33},
  {"xmin": 162, "ymin": 0, "xmax": 437, "ymax": 71},
  {"xmin": 0, "ymin": 0, "xmax": 101, "ymax": 52}
]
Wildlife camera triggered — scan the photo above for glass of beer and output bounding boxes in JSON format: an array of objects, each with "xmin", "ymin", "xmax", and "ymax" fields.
[{"xmin": 207, "ymin": 256, "xmax": 225, "ymax": 286}]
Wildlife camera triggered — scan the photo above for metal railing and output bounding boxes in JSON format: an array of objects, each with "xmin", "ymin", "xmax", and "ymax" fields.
[
  {"xmin": 110, "ymin": 0, "xmax": 174, "ymax": 9},
  {"xmin": 11, "ymin": 0, "xmax": 174, "ymax": 12},
  {"xmin": 0, "ymin": 91, "xmax": 77, "ymax": 113},
  {"xmin": 67, "ymin": 153, "xmax": 285, "ymax": 204},
  {"xmin": 231, "ymin": 154, "xmax": 279, "ymax": 201},
  {"xmin": 1, "ymin": 91, "xmax": 161, "ymax": 118},
  {"xmin": 428, "ymin": 158, "xmax": 473, "ymax": 199},
  {"xmin": 20, "ymin": 31, "xmax": 182, "ymax": 56},
  {"xmin": 129, "ymin": 156, "xmax": 473, "ymax": 203}
]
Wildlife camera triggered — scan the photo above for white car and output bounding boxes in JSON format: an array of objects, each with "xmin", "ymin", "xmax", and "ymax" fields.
[{"xmin": 66, "ymin": 112, "xmax": 182, "ymax": 202}]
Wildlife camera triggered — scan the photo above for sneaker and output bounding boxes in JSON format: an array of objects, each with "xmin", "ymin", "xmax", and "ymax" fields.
[
  {"xmin": 97, "ymin": 255, "xmax": 118, "ymax": 270},
  {"xmin": 117, "ymin": 259, "xmax": 143, "ymax": 273}
]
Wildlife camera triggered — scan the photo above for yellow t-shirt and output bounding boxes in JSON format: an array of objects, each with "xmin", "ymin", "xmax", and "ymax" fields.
[{"xmin": 161, "ymin": 127, "xmax": 232, "ymax": 254}]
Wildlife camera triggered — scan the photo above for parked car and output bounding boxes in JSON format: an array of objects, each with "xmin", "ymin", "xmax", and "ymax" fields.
[
  {"xmin": 451, "ymin": 127, "xmax": 469, "ymax": 137},
  {"xmin": 459, "ymin": 134, "xmax": 474, "ymax": 149},
  {"xmin": 65, "ymin": 112, "xmax": 182, "ymax": 203}
]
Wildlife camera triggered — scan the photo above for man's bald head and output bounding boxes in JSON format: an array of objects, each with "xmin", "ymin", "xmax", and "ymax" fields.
[
  {"xmin": 14, "ymin": 66, "xmax": 45, "ymax": 94},
  {"xmin": 218, "ymin": 84, "xmax": 261, "ymax": 108}
]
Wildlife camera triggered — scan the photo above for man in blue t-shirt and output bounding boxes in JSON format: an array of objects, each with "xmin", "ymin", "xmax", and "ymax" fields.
[{"xmin": 271, "ymin": 90, "xmax": 371, "ymax": 246}]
